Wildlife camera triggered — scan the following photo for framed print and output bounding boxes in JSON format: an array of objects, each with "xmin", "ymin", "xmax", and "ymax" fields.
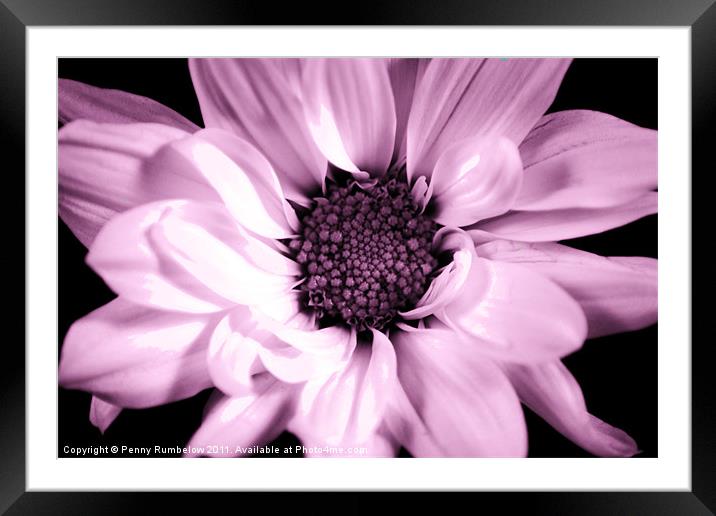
[{"xmin": 7, "ymin": 0, "xmax": 709, "ymax": 513}]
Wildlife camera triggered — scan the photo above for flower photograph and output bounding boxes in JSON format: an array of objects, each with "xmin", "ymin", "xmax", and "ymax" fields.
[{"xmin": 58, "ymin": 58, "xmax": 657, "ymax": 458}]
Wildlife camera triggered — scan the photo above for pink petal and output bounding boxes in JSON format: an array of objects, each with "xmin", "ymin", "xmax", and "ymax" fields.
[
  {"xmin": 387, "ymin": 58, "xmax": 429, "ymax": 167},
  {"xmin": 207, "ymin": 307, "xmax": 355, "ymax": 396},
  {"xmin": 515, "ymin": 110, "xmax": 657, "ymax": 210},
  {"xmin": 302, "ymin": 59, "xmax": 397, "ymax": 177},
  {"xmin": 186, "ymin": 381, "xmax": 295, "ymax": 457},
  {"xmin": 59, "ymin": 120, "xmax": 204, "ymax": 247},
  {"xmin": 392, "ymin": 327, "xmax": 527, "ymax": 457},
  {"xmin": 89, "ymin": 396, "xmax": 122, "ymax": 434},
  {"xmin": 430, "ymin": 136, "xmax": 523, "ymax": 227},
  {"xmin": 410, "ymin": 175, "xmax": 431, "ymax": 212},
  {"xmin": 206, "ymin": 307, "xmax": 265, "ymax": 396},
  {"xmin": 407, "ymin": 58, "xmax": 571, "ymax": 181},
  {"xmin": 505, "ymin": 361, "xmax": 638, "ymax": 457},
  {"xmin": 155, "ymin": 129, "xmax": 299, "ymax": 239},
  {"xmin": 251, "ymin": 291, "xmax": 316, "ymax": 329},
  {"xmin": 400, "ymin": 228, "xmax": 474, "ymax": 320},
  {"xmin": 189, "ymin": 59, "xmax": 326, "ymax": 204},
  {"xmin": 382, "ymin": 380, "xmax": 444, "ymax": 457},
  {"xmin": 87, "ymin": 200, "xmax": 296, "ymax": 313},
  {"xmin": 58, "ymin": 78, "xmax": 200, "ymax": 133},
  {"xmin": 474, "ymin": 191, "xmax": 657, "ymax": 242},
  {"xmin": 59, "ymin": 298, "xmax": 216, "ymax": 408},
  {"xmin": 435, "ymin": 243, "xmax": 587, "ymax": 362},
  {"xmin": 477, "ymin": 240, "xmax": 657, "ymax": 338},
  {"xmin": 289, "ymin": 330, "xmax": 397, "ymax": 448}
]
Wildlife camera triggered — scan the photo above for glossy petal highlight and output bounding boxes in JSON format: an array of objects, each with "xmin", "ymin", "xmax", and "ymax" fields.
[
  {"xmin": 87, "ymin": 200, "xmax": 296, "ymax": 313},
  {"xmin": 59, "ymin": 298, "xmax": 216, "ymax": 408},
  {"xmin": 430, "ymin": 136, "xmax": 523, "ymax": 227},
  {"xmin": 302, "ymin": 59, "xmax": 397, "ymax": 177},
  {"xmin": 407, "ymin": 58, "xmax": 571, "ymax": 181}
]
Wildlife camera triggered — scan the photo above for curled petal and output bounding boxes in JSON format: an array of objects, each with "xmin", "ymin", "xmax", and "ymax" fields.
[
  {"xmin": 289, "ymin": 330, "xmax": 397, "ymax": 449},
  {"xmin": 302, "ymin": 59, "xmax": 397, "ymax": 177},
  {"xmin": 186, "ymin": 381, "xmax": 295, "ymax": 457},
  {"xmin": 477, "ymin": 240, "xmax": 657, "ymax": 338},
  {"xmin": 475, "ymin": 192, "xmax": 657, "ymax": 242},
  {"xmin": 504, "ymin": 361, "xmax": 638, "ymax": 457},
  {"xmin": 407, "ymin": 58, "xmax": 571, "ymax": 181},
  {"xmin": 430, "ymin": 136, "xmax": 523, "ymax": 227},
  {"xmin": 189, "ymin": 58, "xmax": 326, "ymax": 204},
  {"xmin": 206, "ymin": 307, "xmax": 264, "ymax": 396},
  {"xmin": 515, "ymin": 110, "xmax": 657, "ymax": 211},
  {"xmin": 59, "ymin": 298, "xmax": 216, "ymax": 408},
  {"xmin": 59, "ymin": 78, "xmax": 199, "ymax": 132},
  {"xmin": 87, "ymin": 200, "xmax": 296, "ymax": 313},
  {"xmin": 435, "ymin": 242, "xmax": 587, "ymax": 362},
  {"xmin": 400, "ymin": 228, "xmax": 474, "ymax": 320},
  {"xmin": 410, "ymin": 176, "xmax": 431, "ymax": 213},
  {"xmin": 58, "ymin": 120, "xmax": 198, "ymax": 247},
  {"xmin": 208, "ymin": 307, "xmax": 356, "ymax": 396},
  {"xmin": 392, "ymin": 327, "xmax": 527, "ymax": 457}
]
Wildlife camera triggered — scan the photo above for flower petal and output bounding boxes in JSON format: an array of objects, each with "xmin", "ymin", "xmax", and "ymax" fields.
[
  {"xmin": 59, "ymin": 298, "xmax": 216, "ymax": 408},
  {"xmin": 189, "ymin": 58, "xmax": 326, "ymax": 204},
  {"xmin": 207, "ymin": 307, "xmax": 355, "ymax": 396},
  {"xmin": 387, "ymin": 58, "xmax": 428, "ymax": 167},
  {"xmin": 154, "ymin": 129, "xmax": 299, "ymax": 239},
  {"xmin": 504, "ymin": 361, "xmax": 638, "ymax": 457},
  {"xmin": 407, "ymin": 58, "xmax": 571, "ymax": 181},
  {"xmin": 89, "ymin": 396, "xmax": 122, "ymax": 434},
  {"xmin": 186, "ymin": 380, "xmax": 295, "ymax": 457},
  {"xmin": 87, "ymin": 200, "xmax": 296, "ymax": 313},
  {"xmin": 382, "ymin": 379, "xmax": 444, "ymax": 457},
  {"xmin": 477, "ymin": 240, "xmax": 657, "ymax": 338},
  {"xmin": 400, "ymin": 228, "xmax": 474, "ymax": 320},
  {"xmin": 59, "ymin": 120, "xmax": 204, "ymax": 247},
  {"xmin": 289, "ymin": 330, "xmax": 397, "ymax": 448},
  {"xmin": 515, "ymin": 110, "xmax": 657, "ymax": 211},
  {"xmin": 302, "ymin": 59, "xmax": 397, "ymax": 177},
  {"xmin": 474, "ymin": 192, "xmax": 657, "ymax": 242},
  {"xmin": 430, "ymin": 136, "xmax": 523, "ymax": 227},
  {"xmin": 435, "ymin": 243, "xmax": 587, "ymax": 362},
  {"xmin": 206, "ymin": 307, "xmax": 264, "ymax": 396},
  {"xmin": 392, "ymin": 327, "xmax": 527, "ymax": 457},
  {"xmin": 58, "ymin": 78, "xmax": 200, "ymax": 133}
]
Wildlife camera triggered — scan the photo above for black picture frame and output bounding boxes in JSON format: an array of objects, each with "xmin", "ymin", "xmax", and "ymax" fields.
[{"xmin": 5, "ymin": 0, "xmax": 708, "ymax": 514}]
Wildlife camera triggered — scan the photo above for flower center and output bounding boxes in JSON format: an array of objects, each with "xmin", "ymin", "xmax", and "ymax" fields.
[{"xmin": 289, "ymin": 176, "xmax": 438, "ymax": 331}]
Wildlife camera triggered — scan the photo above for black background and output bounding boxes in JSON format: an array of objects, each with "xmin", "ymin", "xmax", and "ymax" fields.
[{"xmin": 57, "ymin": 58, "xmax": 657, "ymax": 458}]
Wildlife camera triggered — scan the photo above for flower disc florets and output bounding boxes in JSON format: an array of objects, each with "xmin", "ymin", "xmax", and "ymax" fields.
[{"xmin": 290, "ymin": 176, "xmax": 438, "ymax": 331}]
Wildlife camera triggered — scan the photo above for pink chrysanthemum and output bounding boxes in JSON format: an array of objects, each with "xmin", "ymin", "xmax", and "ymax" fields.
[{"xmin": 58, "ymin": 58, "xmax": 657, "ymax": 457}]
